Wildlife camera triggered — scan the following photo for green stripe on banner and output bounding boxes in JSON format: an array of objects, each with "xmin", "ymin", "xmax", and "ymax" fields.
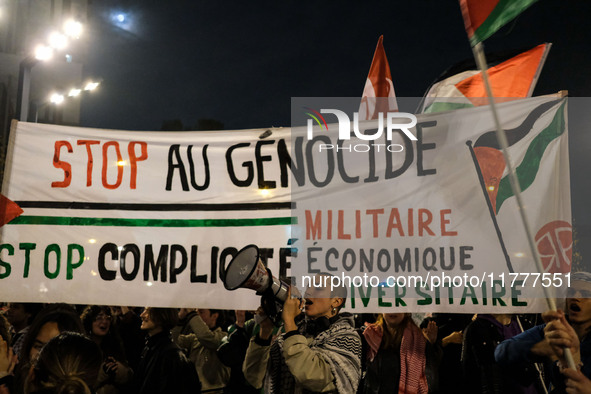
[
  {"xmin": 496, "ymin": 101, "xmax": 566, "ymax": 212},
  {"xmin": 9, "ymin": 216, "xmax": 295, "ymax": 227},
  {"xmin": 472, "ymin": 0, "xmax": 538, "ymax": 45}
]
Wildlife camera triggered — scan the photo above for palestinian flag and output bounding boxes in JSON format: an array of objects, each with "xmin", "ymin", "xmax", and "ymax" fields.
[
  {"xmin": 471, "ymin": 99, "xmax": 571, "ymax": 275},
  {"xmin": 460, "ymin": 0, "xmax": 539, "ymax": 46},
  {"xmin": 421, "ymin": 43, "xmax": 551, "ymax": 114},
  {"xmin": 359, "ymin": 35, "xmax": 397, "ymax": 121}
]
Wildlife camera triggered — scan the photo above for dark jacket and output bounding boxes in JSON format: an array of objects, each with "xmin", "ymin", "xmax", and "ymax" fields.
[
  {"xmin": 217, "ymin": 320, "xmax": 259, "ymax": 394},
  {"xmin": 132, "ymin": 331, "xmax": 201, "ymax": 394},
  {"xmin": 116, "ymin": 309, "xmax": 144, "ymax": 372},
  {"xmin": 495, "ymin": 323, "xmax": 591, "ymax": 392},
  {"xmin": 424, "ymin": 313, "xmax": 473, "ymax": 394},
  {"xmin": 462, "ymin": 317, "xmax": 539, "ymax": 394}
]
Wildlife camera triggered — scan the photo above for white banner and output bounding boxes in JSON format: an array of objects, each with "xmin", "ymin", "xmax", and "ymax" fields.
[
  {"xmin": 289, "ymin": 97, "xmax": 570, "ymax": 313},
  {"xmin": 0, "ymin": 97, "xmax": 571, "ymax": 313}
]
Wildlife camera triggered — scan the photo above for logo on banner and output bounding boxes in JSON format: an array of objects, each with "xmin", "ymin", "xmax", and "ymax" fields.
[
  {"xmin": 304, "ymin": 107, "xmax": 417, "ymax": 153},
  {"xmin": 535, "ymin": 220, "xmax": 573, "ymax": 274}
]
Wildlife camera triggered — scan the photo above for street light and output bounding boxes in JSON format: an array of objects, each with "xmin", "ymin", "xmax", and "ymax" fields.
[
  {"xmin": 16, "ymin": 44, "xmax": 55, "ymax": 121},
  {"xmin": 49, "ymin": 93, "xmax": 65, "ymax": 104},
  {"xmin": 84, "ymin": 81, "xmax": 100, "ymax": 91},
  {"xmin": 63, "ymin": 19, "xmax": 83, "ymax": 39},
  {"xmin": 34, "ymin": 44, "xmax": 53, "ymax": 61},
  {"xmin": 68, "ymin": 88, "xmax": 81, "ymax": 97},
  {"xmin": 32, "ymin": 92, "xmax": 64, "ymax": 123},
  {"xmin": 15, "ymin": 20, "xmax": 83, "ymax": 122},
  {"xmin": 33, "ymin": 80, "xmax": 100, "ymax": 123}
]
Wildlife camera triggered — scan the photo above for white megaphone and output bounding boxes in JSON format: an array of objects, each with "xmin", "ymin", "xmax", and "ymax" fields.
[{"xmin": 223, "ymin": 244, "xmax": 290, "ymax": 307}]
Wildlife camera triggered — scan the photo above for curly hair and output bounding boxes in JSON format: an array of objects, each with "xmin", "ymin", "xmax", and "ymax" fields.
[
  {"xmin": 80, "ymin": 305, "xmax": 111, "ymax": 334},
  {"xmin": 79, "ymin": 305, "xmax": 127, "ymax": 362}
]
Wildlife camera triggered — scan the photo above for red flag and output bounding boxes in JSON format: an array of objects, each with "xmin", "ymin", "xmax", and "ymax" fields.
[
  {"xmin": 359, "ymin": 36, "xmax": 397, "ymax": 120},
  {"xmin": 0, "ymin": 194, "xmax": 23, "ymax": 227}
]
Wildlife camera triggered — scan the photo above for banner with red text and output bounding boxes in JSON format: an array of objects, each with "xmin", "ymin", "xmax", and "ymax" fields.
[{"xmin": 0, "ymin": 96, "xmax": 570, "ymax": 312}]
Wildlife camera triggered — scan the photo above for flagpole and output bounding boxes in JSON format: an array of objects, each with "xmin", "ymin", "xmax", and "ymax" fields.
[
  {"xmin": 472, "ymin": 41, "xmax": 576, "ymax": 370},
  {"xmin": 466, "ymin": 141, "xmax": 514, "ymax": 273}
]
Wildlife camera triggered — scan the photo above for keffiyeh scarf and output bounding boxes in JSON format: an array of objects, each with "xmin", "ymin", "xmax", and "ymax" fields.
[
  {"xmin": 363, "ymin": 321, "xmax": 428, "ymax": 394},
  {"xmin": 267, "ymin": 313, "xmax": 361, "ymax": 394}
]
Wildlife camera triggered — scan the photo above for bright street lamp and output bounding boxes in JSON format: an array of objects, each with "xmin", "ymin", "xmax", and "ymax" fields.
[
  {"xmin": 49, "ymin": 93, "xmax": 65, "ymax": 104},
  {"xmin": 33, "ymin": 80, "xmax": 100, "ymax": 123},
  {"xmin": 84, "ymin": 81, "xmax": 100, "ymax": 91},
  {"xmin": 34, "ymin": 44, "xmax": 53, "ymax": 61},
  {"xmin": 63, "ymin": 19, "xmax": 83, "ymax": 39},
  {"xmin": 68, "ymin": 88, "xmax": 82, "ymax": 97},
  {"xmin": 16, "ymin": 20, "xmax": 83, "ymax": 122},
  {"xmin": 32, "ymin": 94, "xmax": 64, "ymax": 123}
]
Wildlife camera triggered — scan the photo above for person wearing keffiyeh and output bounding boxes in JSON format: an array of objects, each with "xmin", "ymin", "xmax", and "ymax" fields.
[
  {"xmin": 242, "ymin": 275, "xmax": 362, "ymax": 393},
  {"xmin": 361, "ymin": 313, "xmax": 441, "ymax": 394}
]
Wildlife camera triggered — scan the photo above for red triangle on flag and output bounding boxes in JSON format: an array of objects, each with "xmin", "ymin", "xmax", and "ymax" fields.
[
  {"xmin": 359, "ymin": 35, "xmax": 398, "ymax": 120},
  {"xmin": 460, "ymin": 0, "xmax": 500, "ymax": 39},
  {"xmin": 0, "ymin": 194, "xmax": 24, "ymax": 227},
  {"xmin": 459, "ymin": 0, "xmax": 538, "ymax": 45}
]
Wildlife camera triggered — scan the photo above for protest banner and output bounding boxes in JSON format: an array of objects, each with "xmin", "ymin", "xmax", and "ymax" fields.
[
  {"xmin": 0, "ymin": 96, "xmax": 570, "ymax": 312},
  {"xmin": 0, "ymin": 122, "xmax": 293, "ymax": 308}
]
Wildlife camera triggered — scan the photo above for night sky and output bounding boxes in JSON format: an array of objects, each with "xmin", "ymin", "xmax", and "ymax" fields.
[
  {"xmin": 79, "ymin": 0, "xmax": 591, "ymax": 131},
  {"xmin": 77, "ymin": 0, "xmax": 591, "ymax": 260}
]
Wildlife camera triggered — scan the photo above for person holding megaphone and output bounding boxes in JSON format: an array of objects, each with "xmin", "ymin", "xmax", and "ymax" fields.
[{"xmin": 242, "ymin": 273, "xmax": 362, "ymax": 394}]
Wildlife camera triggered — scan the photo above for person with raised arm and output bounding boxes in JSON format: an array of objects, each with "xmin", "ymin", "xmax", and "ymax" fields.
[
  {"xmin": 243, "ymin": 274, "xmax": 361, "ymax": 393},
  {"xmin": 495, "ymin": 272, "xmax": 591, "ymax": 392}
]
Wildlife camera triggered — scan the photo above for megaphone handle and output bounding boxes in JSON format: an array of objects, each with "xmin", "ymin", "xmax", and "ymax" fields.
[
  {"xmin": 260, "ymin": 291, "xmax": 282, "ymax": 326},
  {"xmin": 256, "ymin": 268, "xmax": 286, "ymax": 326}
]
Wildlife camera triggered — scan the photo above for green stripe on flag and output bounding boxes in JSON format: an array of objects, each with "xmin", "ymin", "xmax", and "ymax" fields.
[
  {"xmin": 8, "ymin": 216, "xmax": 295, "ymax": 227},
  {"xmin": 472, "ymin": 0, "xmax": 538, "ymax": 45},
  {"xmin": 424, "ymin": 102, "xmax": 474, "ymax": 114},
  {"xmin": 496, "ymin": 101, "xmax": 566, "ymax": 212}
]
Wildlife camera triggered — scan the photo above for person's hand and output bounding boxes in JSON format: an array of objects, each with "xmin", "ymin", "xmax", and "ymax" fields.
[
  {"xmin": 282, "ymin": 287, "xmax": 303, "ymax": 332},
  {"xmin": 542, "ymin": 309, "xmax": 563, "ymax": 323},
  {"xmin": 422, "ymin": 321, "xmax": 438, "ymax": 344},
  {"xmin": 110, "ymin": 306, "xmax": 122, "ymax": 317},
  {"xmin": 0, "ymin": 337, "xmax": 16, "ymax": 378},
  {"xmin": 442, "ymin": 330, "xmax": 463, "ymax": 347},
  {"xmin": 562, "ymin": 368, "xmax": 591, "ymax": 394},
  {"xmin": 178, "ymin": 308, "xmax": 196, "ymax": 320},
  {"xmin": 256, "ymin": 307, "xmax": 274, "ymax": 340},
  {"xmin": 103, "ymin": 357, "xmax": 120, "ymax": 377},
  {"xmin": 543, "ymin": 310, "xmax": 580, "ymax": 364},
  {"xmin": 235, "ymin": 310, "xmax": 246, "ymax": 328}
]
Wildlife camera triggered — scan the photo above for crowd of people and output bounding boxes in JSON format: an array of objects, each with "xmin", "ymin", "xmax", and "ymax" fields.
[{"xmin": 0, "ymin": 272, "xmax": 589, "ymax": 394}]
